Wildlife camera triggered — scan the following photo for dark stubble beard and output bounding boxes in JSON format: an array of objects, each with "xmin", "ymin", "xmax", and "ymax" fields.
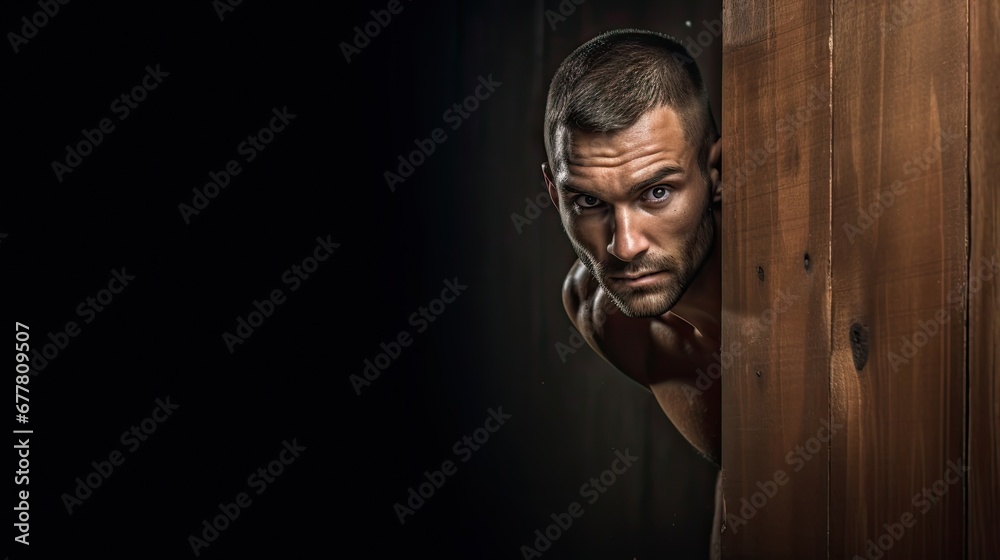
[{"xmin": 572, "ymin": 201, "xmax": 716, "ymax": 318}]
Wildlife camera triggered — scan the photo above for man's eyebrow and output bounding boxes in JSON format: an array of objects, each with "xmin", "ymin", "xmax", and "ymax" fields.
[
  {"xmin": 559, "ymin": 165, "xmax": 686, "ymax": 196},
  {"xmin": 627, "ymin": 165, "xmax": 685, "ymax": 196}
]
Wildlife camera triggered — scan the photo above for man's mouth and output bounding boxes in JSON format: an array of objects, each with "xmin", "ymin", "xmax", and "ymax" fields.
[
  {"xmin": 608, "ymin": 270, "xmax": 668, "ymax": 286},
  {"xmin": 612, "ymin": 271, "xmax": 660, "ymax": 280}
]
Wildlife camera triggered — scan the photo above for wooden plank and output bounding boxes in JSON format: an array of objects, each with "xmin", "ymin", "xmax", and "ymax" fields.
[
  {"xmin": 969, "ymin": 0, "xmax": 1000, "ymax": 557},
  {"xmin": 720, "ymin": 0, "xmax": 832, "ymax": 557},
  {"xmin": 830, "ymin": 1, "xmax": 968, "ymax": 558}
]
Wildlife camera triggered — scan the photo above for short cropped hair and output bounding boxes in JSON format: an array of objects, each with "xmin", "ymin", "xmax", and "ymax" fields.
[{"xmin": 544, "ymin": 28, "xmax": 718, "ymax": 180}]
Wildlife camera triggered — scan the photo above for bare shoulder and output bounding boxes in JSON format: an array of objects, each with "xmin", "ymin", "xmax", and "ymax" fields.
[
  {"xmin": 561, "ymin": 259, "xmax": 610, "ymax": 354},
  {"xmin": 561, "ymin": 259, "xmax": 595, "ymax": 331},
  {"xmin": 560, "ymin": 259, "xmax": 653, "ymax": 387}
]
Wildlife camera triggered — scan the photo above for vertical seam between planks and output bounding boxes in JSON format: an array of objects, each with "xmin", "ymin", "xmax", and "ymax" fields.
[
  {"xmin": 826, "ymin": 0, "xmax": 835, "ymax": 558},
  {"xmin": 963, "ymin": 0, "xmax": 972, "ymax": 557}
]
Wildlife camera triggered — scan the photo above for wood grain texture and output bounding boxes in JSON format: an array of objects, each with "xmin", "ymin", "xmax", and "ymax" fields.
[
  {"xmin": 969, "ymin": 0, "xmax": 1000, "ymax": 557},
  {"xmin": 721, "ymin": 0, "xmax": 832, "ymax": 557},
  {"xmin": 830, "ymin": 0, "xmax": 968, "ymax": 558}
]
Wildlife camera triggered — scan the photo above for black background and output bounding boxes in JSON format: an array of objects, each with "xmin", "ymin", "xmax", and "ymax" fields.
[{"xmin": 6, "ymin": 1, "xmax": 723, "ymax": 558}]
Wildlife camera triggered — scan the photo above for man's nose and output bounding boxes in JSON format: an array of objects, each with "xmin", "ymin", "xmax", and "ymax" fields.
[{"xmin": 607, "ymin": 208, "xmax": 648, "ymax": 262}]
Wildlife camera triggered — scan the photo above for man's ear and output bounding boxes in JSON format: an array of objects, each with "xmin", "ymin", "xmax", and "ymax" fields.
[
  {"xmin": 708, "ymin": 136, "xmax": 722, "ymax": 204},
  {"xmin": 542, "ymin": 162, "xmax": 559, "ymax": 209}
]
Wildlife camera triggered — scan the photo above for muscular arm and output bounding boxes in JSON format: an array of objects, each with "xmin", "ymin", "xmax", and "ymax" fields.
[
  {"xmin": 562, "ymin": 259, "xmax": 655, "ymax": 388},
  {"xmin": 562, "ymin": 258, "xmax": 722, "ymax": 466}
]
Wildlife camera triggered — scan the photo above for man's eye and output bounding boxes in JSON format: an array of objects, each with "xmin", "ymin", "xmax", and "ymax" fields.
[
  {"xmin": 643, "ymin": 186, "xmax": 671, "ymax": 202},
  {"xmin": 574, "ymin": 195, "xmax": 602, "ymax": 208}
]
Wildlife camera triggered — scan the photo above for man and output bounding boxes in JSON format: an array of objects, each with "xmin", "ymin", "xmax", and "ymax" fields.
[{"xmin": 541, "ymin": 28, "xmax": 725, "ymax": 557}]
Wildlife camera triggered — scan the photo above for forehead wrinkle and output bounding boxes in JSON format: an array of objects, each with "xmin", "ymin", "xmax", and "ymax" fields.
[
  {"xmin": 566, "ymin": 148, "xmax": 683, "ymax": 194},
  {"xmin": 568, "ymin": 142, "xmax": 666, "ymax": 167}
]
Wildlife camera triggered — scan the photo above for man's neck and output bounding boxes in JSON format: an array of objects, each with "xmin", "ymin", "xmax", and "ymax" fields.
[{"xmin": 664, "ymin": 206, "xmax": 722, "ymax": 343}]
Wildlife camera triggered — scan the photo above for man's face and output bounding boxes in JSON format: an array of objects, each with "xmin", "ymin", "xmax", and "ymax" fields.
[{"xmin": 545, "ymin": 105, "xmax": 718, "ymax": 318}]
